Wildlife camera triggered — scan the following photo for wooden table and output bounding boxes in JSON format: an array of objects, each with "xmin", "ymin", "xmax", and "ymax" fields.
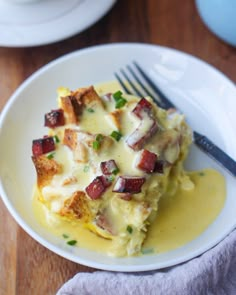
[{"xmin": 1, "ymin": 1, "xmax": 236, "ymax": 294}]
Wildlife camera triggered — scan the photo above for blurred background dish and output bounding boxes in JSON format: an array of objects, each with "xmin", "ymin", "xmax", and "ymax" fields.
[
  {"xmin": 195, "ymin": 0, "xmax": 236, "ymax": 47},
  {"xmin": 0, "ymin": 0, "xmax": 116, "ymax": 47},
  {"xmin": 1, "ymin": 0, "xmax": 41, "ymax": 3}
]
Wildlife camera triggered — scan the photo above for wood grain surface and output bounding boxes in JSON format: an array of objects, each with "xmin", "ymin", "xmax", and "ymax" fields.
[{"xmin": 0, "ymin": 1, "xmax": 236, "ymax": 294}]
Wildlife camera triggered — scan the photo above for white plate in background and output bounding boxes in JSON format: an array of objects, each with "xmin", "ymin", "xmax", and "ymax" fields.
[
  {"xmin": 0, "ymin": 43, "xmax": 236, "ymax": 271},
  {"xmin": 0, "ymin": 0, "xmax": 116, "ymax": 47}
]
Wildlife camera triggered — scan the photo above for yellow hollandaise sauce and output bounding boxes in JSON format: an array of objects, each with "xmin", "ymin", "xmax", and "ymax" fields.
[
  {"xmin": 33, "ymin": 168, "xmax": 226, "ymax": 254},
  {"xmin": 143, "ymin": 169, "xmax": 226, "ymax": 252}
]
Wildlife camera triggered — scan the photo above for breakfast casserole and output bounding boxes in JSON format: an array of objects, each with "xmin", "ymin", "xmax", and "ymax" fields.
[{"xmin": 32, "ymin": 84, "xmax": 193, "ymax": 257}]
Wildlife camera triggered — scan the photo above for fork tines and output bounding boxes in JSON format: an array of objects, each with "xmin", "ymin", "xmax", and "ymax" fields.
[
  {"xmin": 114, "ymin": 62, "xmax": 236, "ymax": 177},
  {"xmin": 114, "ymin": 62, "xmax": 175, "ymax": 110}
]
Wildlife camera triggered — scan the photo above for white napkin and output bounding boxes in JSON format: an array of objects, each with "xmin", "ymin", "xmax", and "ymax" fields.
[{"xmin": 57, "ymin": 229, "xmax": 236, "ymax": 295}]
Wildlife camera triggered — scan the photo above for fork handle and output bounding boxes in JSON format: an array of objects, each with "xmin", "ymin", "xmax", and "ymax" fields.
[{"xmin": 193, "ymin": 131, "xmax": 236, "ymax": 177}]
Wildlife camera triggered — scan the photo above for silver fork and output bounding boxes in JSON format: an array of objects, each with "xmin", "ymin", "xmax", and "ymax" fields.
[{"xmin": 115, "ymin": 62, "xmax": 236, "ymax": 177}]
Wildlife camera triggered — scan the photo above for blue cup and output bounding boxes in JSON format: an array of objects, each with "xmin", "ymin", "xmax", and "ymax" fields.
[{"xmin": 195, "ymin": 0, "xmax": 236, "ymax": 46}]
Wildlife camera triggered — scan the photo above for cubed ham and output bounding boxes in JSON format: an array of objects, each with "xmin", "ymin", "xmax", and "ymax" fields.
[
  {"xmin": 126, "ymin": 118, "xmax": 158, "ymax": 151},
  {"xmin": 85, "ymin": 175, "xmax": 111, "ymax": 200},
  {"xmin": 44, "ymin": 109, "xmax": 65, "ymax": 128},
  {"xmin": 154, "ymin": 160, "xmax": 166, "ymax": 174},
  {"xmin": 100, "ymin": 160, "xmax": 119, "ymax": 175},
  {"xmin": 113, "ymin": 176, "xmax": 146, "ymax": 194},
  {"xmin": 85, "ymin": 177, "xmax": 105, "ymax": 200},
  {"xmin": 136, "ymin": 149, "xmax": 157, "ymax": 173},
  {"xmin": 32, "ymin": 136, "xmax": 55, "ymax": 156},
  {"xmin": 127, "ymin": 97, "xmax": 158, "ymax": 150},
  {"xmin": 132, "ymin": 97, "xmax": 153, "ymax": 119},
  {"xmin": 97, "ymin": 175, "xmax": 112, "ymax": 188}
]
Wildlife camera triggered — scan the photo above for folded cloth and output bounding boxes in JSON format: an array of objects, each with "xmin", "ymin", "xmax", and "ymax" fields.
[{"xmin": 57, "ymin": 229, "xmax": 236, "ymax": 295}]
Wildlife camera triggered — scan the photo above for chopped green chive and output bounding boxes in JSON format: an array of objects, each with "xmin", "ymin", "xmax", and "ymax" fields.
[
  {"xmin": 126, "ymin": 225, "xmax": 133, "ymax": 234},
  {"xmin": 67, "ymin": 240, "xmax": 77, "ymax": 246},
  {"xmin": 113, "ymin": 90, "xmax": 123, "ymax": 100},
  {"xmin": 199, "ymin": 172, "xmax": 205, "ymax": 176},
  {"xmin": 113, "ymin": 91, "xmax": 127, "ymax": 109},
  {"xmin": 83, "ymin": 165, "xmax": 90, "ymax": 173},
  {"xmin": 47, "ymin": 152, "xmax": 55, "ymax": 159},
  {"xmin": 110, "ymin": 130, "xmax": 122, "ymax": 142},
  {"xmin": 87, "ymin": 108, "xmax": 95, "ymax": 113},
  {"xmin": 62, "ymin": 234, "xmax": 69, "ymax": 239},
  {"xmin": 108, "ymin": 175, "xmax": 115, "ymax": 182},
  {"xmin": 112, "ymin": 168, "xmax": 120, "ymax": 175},
  {"xmin": 96, "ymin": 134, "xmax": 104, "ymax": 142},
  {"xmin": 115, "ymin": 98, "xmax": 127, "ymax": 109},
  {"xmin": 141, "ymin": 248, "xmax": 154, "ymax": 255},
  {"xmin": 54, "ymin": 135, "xmax": 60, "ymax": 143},
  {"xmin": 93, "ymin": 140, "xmax": 100, "ymax": 150},
  {"xmin": 93, "ymin": 134, "xmax": 104, "ymax": 150}
]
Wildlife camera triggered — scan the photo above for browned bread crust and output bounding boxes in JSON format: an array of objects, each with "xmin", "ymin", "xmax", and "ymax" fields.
[
  {"xmin": 60, "ymin": 86, "xmax": 104, "ymax": 124},
  {"xmin": 60, "ymin": 191, "xmax": 92, "ymax": 222},
  {"xmin": 32, "ymin": 155, "xmax": 61, "ymax": 188}
]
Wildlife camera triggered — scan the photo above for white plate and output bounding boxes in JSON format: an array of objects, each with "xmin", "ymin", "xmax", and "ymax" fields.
[
  {"xmin": 1, "ymin": 43, "xmax": 236, "ymax": 272},
  {"xmin": 0, "ymin": 0, "xmax": 116, "ymax": 47}
]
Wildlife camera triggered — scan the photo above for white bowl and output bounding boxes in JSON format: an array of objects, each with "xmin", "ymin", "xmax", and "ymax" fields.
[
  {"xmin": 1, "ymin": 43, "xmax": 236, "ymax": 272},
  {"xmin": 0, "ymin": 0, "xmax": 116, "ymax": 47}
]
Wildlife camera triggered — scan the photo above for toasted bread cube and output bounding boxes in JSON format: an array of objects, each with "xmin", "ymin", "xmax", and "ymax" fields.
[
  {"xmin": 63, "ymin": 128, "xmax": 77, "ymax": 150},
  {"xmin": 60, "ymin": 191, "xmax": 92, "ymax": 222},
  {"xmin": 32, "ymin": 155, "xmax": 61, "ymax": 188},
  {"xmin": 63, "ymin": 129, "xmax": 93, "ymax": 162},
  {"xmin": 60, "ymin": 86, "xmax": 104, "ymax": 124},
  {"xmin": 106, "ymin": 110, "xmax": 122, "ymax": 130},
  {"xmin": 60, "ymin": 95, "xmax": 82, "ymax": 124},
  {"xmin": 75, "ymin": 86, "xmax": 104, "ymax": 108}
]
